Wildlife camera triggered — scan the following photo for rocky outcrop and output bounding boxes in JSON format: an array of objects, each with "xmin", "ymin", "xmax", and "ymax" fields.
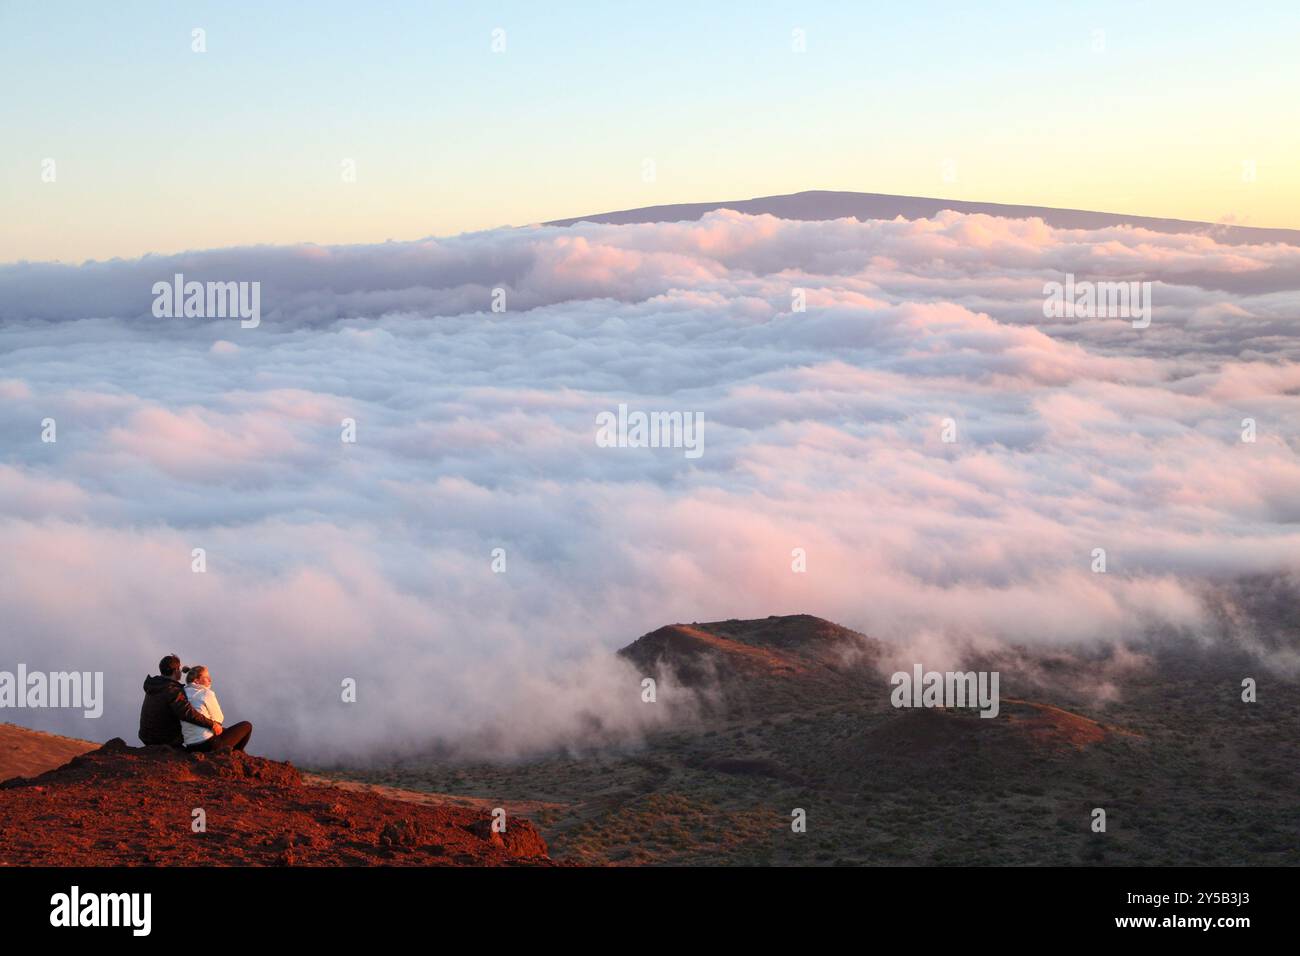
[{"xmin": 0, "ymin": 737, "xmax": 551, "ymax": 866}]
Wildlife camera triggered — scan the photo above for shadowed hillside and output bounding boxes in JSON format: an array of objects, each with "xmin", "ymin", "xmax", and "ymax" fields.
[{"xmin": 328, "ymin": 613, "xmax": 1298, "ymax": 866}]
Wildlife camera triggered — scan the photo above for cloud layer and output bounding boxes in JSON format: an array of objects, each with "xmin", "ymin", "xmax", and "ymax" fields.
[{"xmin": 1, "ymin": 210, "xmax": 1298, "ymax": 759}]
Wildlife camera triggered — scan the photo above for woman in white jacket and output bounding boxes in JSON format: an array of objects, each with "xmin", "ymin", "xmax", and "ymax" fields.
[{"xmin": 182, "ymin": 665, "xmax": 253, "ymax": 753}]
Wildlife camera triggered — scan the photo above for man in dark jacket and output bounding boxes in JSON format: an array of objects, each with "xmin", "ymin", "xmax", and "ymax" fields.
[{"xmin": 138, "ymin": 654, "xmax": 223, "ymax": 747}]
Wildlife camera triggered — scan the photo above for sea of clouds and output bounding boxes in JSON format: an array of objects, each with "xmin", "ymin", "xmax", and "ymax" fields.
[{"xmin": 1, "ymin": 209, "xmax": 1298, "ymax": 760}]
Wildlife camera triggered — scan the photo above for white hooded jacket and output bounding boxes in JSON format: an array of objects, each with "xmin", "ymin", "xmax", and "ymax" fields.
[{"xmin": 182, "ymin": 683, "xmax": 224, "ymax": 747}]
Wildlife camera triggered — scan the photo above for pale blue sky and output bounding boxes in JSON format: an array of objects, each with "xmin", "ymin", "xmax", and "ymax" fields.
[{"xmin": 3, "ymin": 0, "xmax": 1297, "ymax": 261}]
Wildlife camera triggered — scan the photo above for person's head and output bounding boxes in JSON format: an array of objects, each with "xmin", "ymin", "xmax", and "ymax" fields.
[
  {"xmin": 159, "ymin": 655, "xmax": 182, "ymax": 680},
  {"xmin": 183, "ymin": 665, "xmax": 211, "ymax": 687}
]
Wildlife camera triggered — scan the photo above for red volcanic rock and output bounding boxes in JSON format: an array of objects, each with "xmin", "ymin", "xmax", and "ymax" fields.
[
  {"xmin": 468, "ymin": 817, "xmax": 550, "ymax": 858},
  {"xmin": 0, "ymin": 737, "xmax": 551, "ymax": 867}
]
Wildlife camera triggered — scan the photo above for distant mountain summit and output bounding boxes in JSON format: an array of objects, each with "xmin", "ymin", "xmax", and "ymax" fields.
[{"xmin": 549, "ymin": 189, "xmax": 1300, "ymax": 246}]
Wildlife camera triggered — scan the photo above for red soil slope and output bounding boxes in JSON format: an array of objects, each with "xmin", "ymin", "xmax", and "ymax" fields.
[
  {"xmin": 625, "ymin": 624, "xmax": 807, "ymax": 678},
  {"xmin": 0, "ymin": 722, "xmax": 98, "ymax": 782},
  {"xmin": 0, "ymin": 737, "xmax": 551, "ymax": 866}
]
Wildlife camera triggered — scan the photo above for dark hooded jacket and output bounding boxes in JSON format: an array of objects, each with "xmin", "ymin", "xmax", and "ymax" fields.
[{"xmin": 138, "ymin": 675, "xmax": 215, "ymax": 747}]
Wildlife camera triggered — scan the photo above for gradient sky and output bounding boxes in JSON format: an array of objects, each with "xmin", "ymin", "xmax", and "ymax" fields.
[{"xmin": 3, "ymin": 0, "xmax": 1298, "ymax": 263}]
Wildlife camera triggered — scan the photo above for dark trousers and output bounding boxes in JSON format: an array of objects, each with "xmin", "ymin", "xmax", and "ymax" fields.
[{"xmin": 186, "ymin": 721, "xmax": 253, "ymax": 753}]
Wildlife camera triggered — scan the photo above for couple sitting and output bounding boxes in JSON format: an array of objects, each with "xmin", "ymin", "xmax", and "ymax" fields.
[{"xmin": 138, "ymin": 654, "xmax": 253, "ymax": 753}]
